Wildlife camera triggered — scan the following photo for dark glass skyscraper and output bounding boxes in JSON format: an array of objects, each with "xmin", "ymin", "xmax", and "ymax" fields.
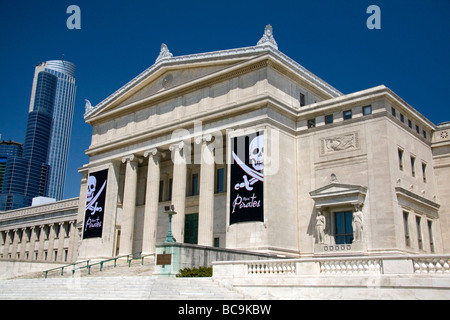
[
  {"xmin": 0, "ymin": 61, "xmax": 76, "ymax": 210},
  {"xmin": 0, "ymin": 140, "xmax": 23, "ymax": 194}
]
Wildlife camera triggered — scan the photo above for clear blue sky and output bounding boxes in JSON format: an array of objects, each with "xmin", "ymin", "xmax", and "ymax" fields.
[{"xmin": 0, "ymin": 0, "xmax": 449, "ymax": 199}]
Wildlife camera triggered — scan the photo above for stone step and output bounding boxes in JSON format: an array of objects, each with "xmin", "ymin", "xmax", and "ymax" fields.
[{"xmin": 0, "ymin": 276, "xmax": 247, "ymax": 300}]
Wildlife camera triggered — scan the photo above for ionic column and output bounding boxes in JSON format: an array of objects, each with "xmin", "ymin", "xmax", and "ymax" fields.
[
  {"xmin": 57, "ymin": 223, "xmax": 66, "ymax": 262},
  {"xmin": 47, "ymin": 224, "xmax": 56, "ymax": 261},
  {"xmin": 2, "ymin": 230, "xmax": 11, "ymax": 258},
  {"xmin": 28, "ymin": 226, "xmax": 37, "ymax": 260},
  {"xmin": 10, "ymin": 229, "xmax": 19, "ymax": 259},
  {"xmin": 67, "ymin": 221, "xmax": 76, "ymax": 262},
  {"xmin": 19, "ymin": 228, "xmax": 27, "ymax": 259},
  {"xmin": 37, "ymin": 225, "xmax": 46, "ymax": 260},
  {"xmin": 119, "ymin": 154, "xmax": 140, "ymax": 257},
  {"xmin": 169, "ymin": 141, "xmax": 187, "ymax": 242},
  {"xmin": 196, "ymin": 135, "xmax": 215, "ymax": 246},
  {"xmin": 142, "ymin": 148, "xmax": 164, "ymax": 255}
]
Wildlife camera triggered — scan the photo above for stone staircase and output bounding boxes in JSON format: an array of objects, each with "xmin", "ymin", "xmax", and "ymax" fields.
[
  {"xmin": 0, "ymin": 276, "xmax": 247, "ymax": 300},
  {"xmin": 0, "ymin": 257, "xmax": 248, "ymax": 300}
]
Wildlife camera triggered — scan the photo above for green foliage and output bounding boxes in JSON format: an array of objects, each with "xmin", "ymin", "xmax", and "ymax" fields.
[{"xmin": 176, "ymin": 266, "xmax": 213, "ymax": 277}]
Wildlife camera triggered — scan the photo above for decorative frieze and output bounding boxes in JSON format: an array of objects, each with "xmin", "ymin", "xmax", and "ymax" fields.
[{"xmin": 320, "ymin": 132, "xmax": 360, "ymax": 156}]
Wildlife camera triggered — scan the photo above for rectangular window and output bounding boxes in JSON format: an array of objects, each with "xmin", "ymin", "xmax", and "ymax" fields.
[
  {"xmin": 416, "ymin": 216, "xmax": 423, "ymax": 250},
  {"xmin": 423, "ymin": 130, "xmax": 427, "ymax": 139},
  {"xmin": 408, "ymin": 119, "xmax": 412, "ymax": 128},
  {"xmin": 403, "ymin": 211, "xmax": 410, "ymax": 247},
  {"xmin": 400, "ymin": 114, "xmax": 405, "ymax": 123},
  {"xmin": 184, "ymin": 213, "xmax": 199, "ymax": 245},
  {"xmin": 325, "ymin": 114, "xmax": 333, "ymax": 125},
  {"xmin": 428, "ymin": 220, "xmax": 434, "ymax": 253},
  {"xmin": 416, "ymin": 125, "xmax": 420, "ymax": 134},
  {"xmin": 422, "ymin": 162, "xmax": 427, "ymax": 183},
  {"xmin": 214, "ymin": 237, "xmax": 220, "ymax": 248},
  {"xmin": 343, "ymin": 110, "xmax": 352, "ymax": 120},
  {"xmin": 300, "ymin": 93, "xmax": 306, "ymax": 107},
  {"xmin": 335, "ymin": 211, "xmax": 353, "ymax": 244},
  {"xmin": 392, "ymin": 107, "xmax": 397, "ymax": 117},
  {"xmin": 411, "ymin": 156, "xmax": 416, "ymax": 177},
  {"xmin": 192, "ymin": 173, "xmax": 199, "ymax": 196},
  {"xmin": 159, "ymin": 180, "xmax": 164, "ymax": 202},
  {"xmin": 216, "ymin": 168, "xmax": 224, "ymax": 193},
  {"xmin": 307, "ymin": 118, "xmax": 316, "ymax": 128},
  {"xmin": 398, "ymin": 148, "xmax": 404, "ymax": 171},
  {"xmin": 362, "ymin": 105, "xmax": 372, "ymax": 115},
  {"xmin": 168, "ymin": 178, "xmax": 173, "ymax": 201}
]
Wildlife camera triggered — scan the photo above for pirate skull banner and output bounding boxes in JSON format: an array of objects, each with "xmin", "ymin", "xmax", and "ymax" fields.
[
  {"xmin": 229, "ymin": 132, "xmax": 264, "ymax": 225},
  {"xmin": 83, "ymin": 169, "xmax": 108, "ymax": 239}
]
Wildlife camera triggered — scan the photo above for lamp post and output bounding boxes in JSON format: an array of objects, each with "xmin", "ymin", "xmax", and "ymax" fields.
[{"xmin": 164, "ymin": 205, "xmax": 177, "ymax": 243}]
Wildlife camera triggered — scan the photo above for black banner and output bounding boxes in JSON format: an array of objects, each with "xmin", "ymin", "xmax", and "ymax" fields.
[
  {"xmin": 229, "ymin": 132, "xmax": 264, "ymax": 225},
  {"xmin": 83, "ymin": 169, "xmax": 108, "ymax": 239}
]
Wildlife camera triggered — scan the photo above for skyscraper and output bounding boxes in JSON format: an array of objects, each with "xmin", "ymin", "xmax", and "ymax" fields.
[
  {"xmin": 0, "ymin": 60, "xmax": 76, "ymax": 210},
  {"xmin": 36, "ymin": 61, "xmax": 76, "ymax": 200},
  {"xmin": 0, "ymin": 140, "xmax": 23, "ymax": 194}
]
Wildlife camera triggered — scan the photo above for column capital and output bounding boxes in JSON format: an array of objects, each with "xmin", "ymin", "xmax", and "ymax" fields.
[
  {"xmin": 144, "ymin": 148, "xmax": 166, "ymax": 160},
  {"xmin": 195, "ymin": 134, "xmax": 214, "ymax": 145},
  {"xmin": 169, "ymin": 141, "xmax": 185, "ymax": 152},
  {"xmin": 122, "ymin": 154, "xmax": 142, "ymax": 164}
]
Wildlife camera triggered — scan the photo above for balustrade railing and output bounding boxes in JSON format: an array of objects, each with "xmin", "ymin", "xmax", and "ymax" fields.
[
  {"xmin": 319, "ymin": 259, "xmax": 382, "ymax": 275},
  {"xmin": 247, "ymin": 261, "xmax": 296, "ymax": 275},
  {"xmin": 232, "ymin": 254, "xmax": 450, "ymax": 278},
  {"xmin": 413, "ymin": 257, "xmax": 450, "ymax": 274}
]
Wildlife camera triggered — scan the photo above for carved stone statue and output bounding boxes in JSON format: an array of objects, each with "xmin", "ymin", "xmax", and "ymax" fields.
[
  {"xmin": 353, "ymin": 204, "xmax": 363, "ymax": 242},
  {"xmin": 84, "ymin": 99, "xmax": 93, "ymax": 114},
  {"xmin": 155, "ymin": 43, "xmax": 173, "ymax": 63},
  {"xmin": 316, "ymin": 210, "xmax": 326, "ymax": 244},
  {"xmin": 257, "ymin": 24, "xmax": 278, "ymax": 49}
]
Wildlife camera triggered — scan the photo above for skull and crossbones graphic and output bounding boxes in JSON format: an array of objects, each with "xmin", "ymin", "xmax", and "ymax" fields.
[
  {"xmin": 86, "ymin": 175, "xmax": 107, "ymax": 214},
  {"xmin": 233, "ymin": 135, "xmax": 264, "ymax": 191}
]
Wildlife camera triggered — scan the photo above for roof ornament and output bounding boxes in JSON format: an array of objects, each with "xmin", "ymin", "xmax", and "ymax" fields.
[
  {"xmin": 257, "ymin": 24, "xmax": 278, "ymax": 49},
  {"xmin": 330, "ymin": 173, "xmax": 339, "ymax": 184},
  {"xmin": 84, "ymin": 99, "xmax": 93, "ymax": 114},
  {"xmin": 156, "ymin": 43, "xmax": 173, "ymax": 63}
]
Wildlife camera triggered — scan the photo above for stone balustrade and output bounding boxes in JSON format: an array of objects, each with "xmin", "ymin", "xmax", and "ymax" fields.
[
  {"xmin": 320, "ymin": 259, "xmax": 382, "ymax": 275},
  {"xmin": 413, "ymin": 256, "xmax": 450, "ymax": 274},
  {"xmin": 247, "ymin": 261, "xmax": 296, "ymax": 275},
  {"xmin": 213, "ymin": 254, "xmax": 450, "ymax": 278}
]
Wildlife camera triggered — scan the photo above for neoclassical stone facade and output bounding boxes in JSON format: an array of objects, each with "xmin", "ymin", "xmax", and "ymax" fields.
[
  {"xmin": 1, "ymin": 26, "xmax": 450, "ymax": 267},
  {"xmin": 0, "ymin": 198, "xmax": 78, "ymax": 263}
]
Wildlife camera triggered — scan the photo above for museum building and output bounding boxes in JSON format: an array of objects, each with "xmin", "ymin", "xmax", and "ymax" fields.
[{"xmin": 1, "ymin": 26, "xmax": 450, "ymax": 269}]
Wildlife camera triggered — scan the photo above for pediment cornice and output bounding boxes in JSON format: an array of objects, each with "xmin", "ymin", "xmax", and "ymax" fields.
[{"xmin": 84, "ymin": 44, "xmax": 342, "ymax": 123}]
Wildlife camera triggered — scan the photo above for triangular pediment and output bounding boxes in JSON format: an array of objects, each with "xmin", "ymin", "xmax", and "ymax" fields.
[
  {"xmin": 310, "ymin": 183, "xmax": 367, "ymax": 197},
  {"xmin": 116, "ymin": 62, "xmax": 238, "ymax": 109},
  {"xmin": 84, "ymin": 48, "xmax": 269, "ymax": 122}
]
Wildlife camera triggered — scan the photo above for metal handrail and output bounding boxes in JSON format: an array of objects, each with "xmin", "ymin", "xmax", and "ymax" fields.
[
  {"xmin": 43, "ymin": 259, "xmax": 90, "ymax": 278},
  {"xmin": 43, "ymin": 252, "xmax": 156, "ymax": 278}
]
